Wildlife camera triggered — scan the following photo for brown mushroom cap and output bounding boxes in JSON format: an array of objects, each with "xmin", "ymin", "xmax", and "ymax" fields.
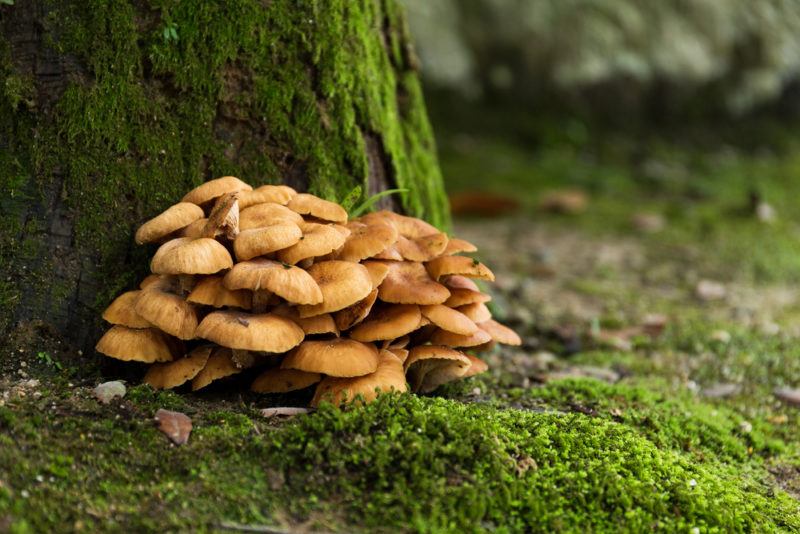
[
  {"xmin": 334, "ymin": 288, "xmax": 378, "ymax": 331},
  {"xmin": 240, "ymin": 202, "xmax": 304, "ymax": 230},
  {"xmin": 195, "ymin": 310, "xmax": 305, "ymax": 353},
  {"xmin": 144, "ymin": 346, "xmax": 212, "ymax": 389},
  {"xmin": 377, "ymin": 261, "xmax": 450, "ymax": 305},
  {"xmin": 139, "ymin": 274, "xmax": 161, "ymax": 289},
  {"xmin": 191, "ymin": 348, "xmax": 241, "ymax": 391},
  {"xmin": 404, "ymin": 345, "xmax": 471, "ymax": 393},
  {"xmin": 372, "ymin": 245, "xmax": 404, "ymax": 261},
  {"xmin": 479, "ymin": 319, "xmax": 522, "ymax": 346},
  {"xmin": 457, "ymin": 302, "xmax": 492, "ymax": 323},
  {"xmin": 362, "ymin": 210, "xmax": 438, "ymax": 238},
  {"xmin": 151, "ymin": 237, "xmax": 233, "ymax": 275},
  {"xmin": 224, "ymin": 258, "xmax": 323, "ymax": 305},
  {"xmin": 288, "ymin": 193, "xmax": 348, "ymax": 223},
  {"xmin": 420, "ymin": 304, "xmax": 478, "ymax": 336},
  {"xmin": 233, "ymin": 223, "xmax": 303, "ymax": 261},
  {"xmin": 297, "ymin": 261, "xmax": 373, "ymax": 317},
  {"xmin": 337, "ymin": 221, "xmax": 398, "ymax": 262},
  {"xmin": 426, "ymin": 256, "xmax": 495, "ymax": 282},
  {"xmin": 442, "ymin": 237, "xmax": 478, "ymax": 256},
  {"xmin": 187, "ymin": 275, "xmax": 252, "ymax": 309},
  {"xmin": 281, "ymin": 338, "xmax": 379, "ymax": 377},
  {"xmin": 135, "ymin": 202, "xmax": 204, "ymax": 244},
  {"xmin": 182, "ymin": 176, "xmax": 252, "ymax": 206},
  {"xmin": 429, "ymin": 327, "xmax": 493, "ymax": 348},
  {"xmin": 349, "ymin": 304, "xmax": 422, "ymax": 342},
  {"xmin": 443, "ymin": 275, "xmax": 481, "ymax": 291},
  {"xmin": 251, "ymin": 368, "xmax": 322, "ymax": 393},
  {"xmin": 273, "ymin": 305, "xmax": 339, "ymax": 336},
  {"xmin": 444, "ymin": 288, "xmax": 491, "ymax": 308},
  {"xmin": 462, "ymin": 355, "xmax": 489, "ymax": 378},
  {"xmin": 95, "ymin": 326, "xmax": 183, "ymax": 363},
  {"xmin": 362, "ymin": 261, "xmax": 391, "ymax": 289},
  {"xmin": 311, "ymin": 350, "xmax": 407, "ymax": 406},
  {"xmin": 276, "ymin": 222, "xmax": 348, "ymax": 265},
  {"xmin": 238, "ymin": 184, "xmax": 297, "ymax": 209},
  {"xmin": 180, "ymin": 218, "xmax": 209, "ymax": 238},
  {"xmin": 134, "ymin": 285, "xmax": 199, "ymax": 340},
  {"xmin": 102, "ymin": 290, "xmax": 151, "ymax": 328},
  {"xmin": 395, "ymin": 233, "xmax": 449, "ymax": 262},
  {"xmin": 386, "ymin": 347, "xmax": 410, "ymax": 364}
]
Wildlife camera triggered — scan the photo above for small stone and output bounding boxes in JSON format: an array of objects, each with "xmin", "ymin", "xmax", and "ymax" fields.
[
  {"xmin": 471, "ymin": 387, "xmax": 482, "ymax": 396},
  {"xmin": 93, "ymin": 381, "xmax": 126, "ymax": 404},
  {"xmin": 756, "ymin": 201, "xmax": 776, "ymax": 222},
  {"xmin": 709, "ymin": 330, "xmax": 731, "ymax": 344},
  {"xmin": 774, "ymin": 388, "xmax": 800, "ymax": 406},
  {"xmin": 739, "ymin": 421, "xmax": 753, "ymax": 433},
  {"xmin": 695, "ymin": 280, "xmax": 726, "ymax": 301},
  {"xmin": 260, "ymin": 407, "xmax": 310, "ymax": 418},
  {"xmin": 702, "ymin": 383, "xmax": 740, "ymax": 398},
  {"xmin": 155, "ymin": 409, "xmax": 192, "ymax": 445},
  {"xmin": 689, "ymin": 479, "xmax": 697, "ymax": 488}
]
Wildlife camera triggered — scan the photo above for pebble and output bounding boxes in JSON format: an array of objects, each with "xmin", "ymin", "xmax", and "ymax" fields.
[
  {"xmin": 709, "ymin": 330, "xmax": 731, "ymax": 344},
  {"xmin": 155, "ymin": 409, "xmax": 192, "ymax": 445},
  {"xmin": 695, "ymin": 280, "xmax": 727, "ymax": 301},
  {"xmin": 774, "ymin": 388, "xmax": 800, "ymax": 406},
  {"xmin": 739, "ymin": 421, "xmax": 753, "ymax": 433},
  {"xmin": 701, "ymin": 383, "xmax": 741, "ymax": 398},
  {"xmin": 93, "ymin": 381, "xmax": 126, "ymax": 404}
]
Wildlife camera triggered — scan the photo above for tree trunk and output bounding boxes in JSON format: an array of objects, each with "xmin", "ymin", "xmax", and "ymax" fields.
[{"xmin": 0, "ymin": 0, "xmax": 448, "ymax": 352}]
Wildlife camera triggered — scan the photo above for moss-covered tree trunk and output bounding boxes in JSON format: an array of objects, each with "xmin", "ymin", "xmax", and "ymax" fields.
[{"xmin": 0, "ymin": 0, "xmax": 448, "ymax": 352}]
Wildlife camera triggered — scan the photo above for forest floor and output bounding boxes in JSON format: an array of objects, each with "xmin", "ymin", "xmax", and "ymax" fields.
[{"xmin": 3, "ymin": 128, "xmax": 800, "ymax": 532}]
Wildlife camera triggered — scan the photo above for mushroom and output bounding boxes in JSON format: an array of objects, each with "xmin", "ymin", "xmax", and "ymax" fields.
[
  {"xmin": 361, "ymin": 261, "xmax": 391, "ymax": 289},
  {"xmin": 429, "ymin": 327, "xmax": 493, "ymax": 348},
  {"xmin": 224, "ymin": 258, "xmax": 323, "ymax": 308},
  {"xmin": 281, "ymin": 339, "xmax": 379, "ymax": 377},
  {"xmin": 444, "ymin": 288, "xmax": 491, "ymax": 308},
  {"xmin": 361, "ymin": 210, "xmax": 438, "ymax": 238},
  {"xmin": 333, "ymin": 288, "xmax": 378, "ymax": 331},
  {"xmin": 135, "ymin": 202, "xmax": 204, "ymax": 244},
  {"xmin": 101, "ymin": 290, "xmax": 151, "ymax": 328},
  {"xmin": 233, "ymin": 223, "xmax": 302, "ymax": 261},
  {"xmin": 337, "ymin": 221, "xmax": 398, "ymax": 262},
  {"xmin": 187, "ymin": 275, "xmax": 252, "ymax": 309},
  {"xmin": 95, "ymin": 326, "xmax": 183, "ymax": 363},
  {"xmin": 191, "ymin": 348, "xmax": 242, "ymax": 391},
  {"xmin": 134, "ymin": 280, "xmax": 199, "ymax": 340},
  {"xmin": 201, "ymin": 191, "xmax": 241, "ymax": 240},
  {"xmin": 443, "ymin": 275, "xmax": 482, "ymax": 291},
  {"xmin": 144, "ymin": 345, "xmax": 212, "ymax": 389},
  {"xmin": 272, "ymin": 305, "xmax": 339, "ymax": 336},
  {"xmin": 311, "ymin": 350, "xmax": 407, "ymax": 406},
  {"xmin": 395, "ymin": 233, "xmax": 449, "ymax": 262},
  {"xmin": 238, "ymin": 184, "xmax": 297, "ymax": 209},
  {"xmin": 182, "ymin": 176, "xmax": 252, "ymax": 206},
  {"xmin": 179, "ymin": 218, "xmax": 209, "ymax": 238},
  {"xmin": 376, "ymin": 261, "xmax": 450, "ymax": 305},
  {"xmin": 404, "ymin": 345, "xmax": 471, "ymax": 393},
  {"xmin": 457, "ymin": 302, "xmax": 492, "ymax": 323},
  {"xmin": 297, "ymin": 261, "xmax": 373, "ymax": 317},
  {"xmin": 251, "ymin": 368, "xmax": 322, "ymax": 393},
  {"xmin": 239, "ymin": 202, "xmax": 304, "ymax": 230},
  {"xmin": 287, "ymin": 193, "xmax": 348, "ymax": 224},
  {"xmin": 276, "ymin": 222, "xmax": 348, "ymax": 265},
  {"xmin": 479, "ymin": 319, "xmax": 522, "ymax": 346},
  {"xmin": 425, "ymin": 256, "xmax": 495, "ymax": 282},
  {"xmin": 419, "ymin": 304, "xmax": 478, "ymax": 336},
  {"xmin": 195, "ymin": 310, "xmax": 304, "ymax": 353},
  {"xmin": 462, "ymin": 355, "xmax": 489, "ymax": 378},
  {"xmin": 150, "ymin": 237, "xmax": 234, "ymax": 294},
  {"xmin": 442, "ymin": 237, "xmax": 478, "ymax": 256},
  {"xmin": 349, "ymin": 304, "xmax": 422, "ymax": 342}
]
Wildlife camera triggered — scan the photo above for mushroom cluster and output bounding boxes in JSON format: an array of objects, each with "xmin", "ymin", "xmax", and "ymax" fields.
[{"xmin": 96, "ymin": 177, "xmax": 520, "ymax": 406}]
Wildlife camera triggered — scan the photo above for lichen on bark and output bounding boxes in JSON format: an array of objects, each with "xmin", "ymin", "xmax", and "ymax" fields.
[{"xmin": 0, "ymin": 0, "xmax": 448, "ymax": 348}]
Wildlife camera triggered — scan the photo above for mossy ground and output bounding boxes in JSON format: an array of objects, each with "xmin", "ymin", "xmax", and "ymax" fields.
[{"xmin": 4, "ymin": 119, "xmax": 800, "ymax": 531}]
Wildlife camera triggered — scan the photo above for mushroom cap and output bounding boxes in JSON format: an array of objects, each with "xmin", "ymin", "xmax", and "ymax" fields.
[
  {"xmin": 297, "ymin": 261, "xmax": 373, "ymax": 317},
  {"xmin": 349, "ymin": 304, "xmax": 422, "ymax": 342},
  {"xmin": 457, "ymin": 302, "xmax": 492, "ymax": 323},
  {"xmin": 362, "ymin": 210, "xmax": 438, "ymax": 238},
  {"xmin": 191, "ymin": 348, "xmax": 241, "ymax": 391},
  {"xmin": 276, "ymin": 222, "xmax": 348, "ymax": 265},
  {"xmin": 224, "ymin": 258, "xmax": 323, "ymax": 305},
  {"xmin": 151, "ymin": 237, "xmax": 233, "ymax": 275},
  {"xmin": 281, "ymin": 338, "xmax": 379, "ymax": 377},
  {"xmin": 334, "ymin": 288, "xmax": 378, "ymax": 331},
  {"xmin": 429, "ymin": 327, "xmax": 493, "ymax": 348},
  {"xmin": 288, "ymin": 193, "xmax": 348, "ymax": 223},
  {"xmin": 95, "ymin": 326, "xmax": 183, "ymax": 363},
  {"xmin": 372, "ymin": 244, "xmax": 403, "ymax": 261},
  {"xmin": 311, "ymin": 350, "xmax": 407, "ymax": 406},
  {"xmin": 377, "ymin": 261, "xmax": 450, "ymax": 305},
  {"xmin": 182, "ymin": 176, "xmax": 252, "ymax": 206},
  {"xmin": 395, "ymin": 233, "xmax": 449, "ymax": 262},
  {"xmin": 273, "ymin": 305, "xmax": 339, "ymax": 336},
  {"xmin": 187, "ymin": 275, "xmax": 252, "ymax": 309},
  {"xmin": 238, "ymin": 184, "xmax": 297, "ymax": 209},
  {"xmin": 139, "ymin": 274, "xmax": 161, "ymax": 289},
  {"xmin": 420, "ymin": 304, "xmax": 478, "ymax": 336},
  {"xmin": 135, "ymin": 202, "xmax": 204, "ymax": 244},
  {"xmin": 442, "ymin": 237, "xmax": 478, "ymax": 256},
  {"xmin": 337, "ymin": 221, "xmax": 398, "ymax": 262},
  {"xmin": 479, "ymin": 319, "xmax": 522, "ymax": 346},
  {"xmin": 444, "ymin": 288, "xmax": 491, "ymax": 308},
  {"xmin": 195, "ymin": 310, "xmax": 305, "ymax": 353},
  {"xmin": 426, "ymin": 256, "xmax": 495, "ymax": 282},
  {"xmin": 134, "ymin": 286, "xmax": 199, "ymax": 340},
  {"xmin": 386, "ymin": 347, "xmax": 410, "ymax": 364},
  {"xmin": 362, "ymin": 261, "xmax": 391, "ymax": 289},
  {"xmin": 443, "ymin": 275, "xmax": 481, "ymax": 291},
  {"xmin": 462, "ymin": 355, "xmax": 489, "ymax": 378},
  {"xmin": 102, "ymin": 290, "xmax": 151, "ymax": 328},
  {"xmin": 251, "ymin": 368, "xmax": 322, "ymax": 393},
  {"xmin": 144, "ymin": 345, "xmax": 212, "ymax": 389},
  {"xmin": 386, "ymin": 335, "xmax": 410, "ymax": 350},
  {"xmin": 240, "ymin": 203, "xmax": 304, "ymax": 230},
  {"xmin": 404, "ymin": 345, "xmax": 471, "ymax": 393},
  {"xmin": 179, "ymin": 218, "xmax": 209, "ymax": 238},
  {"xmin": 233, "ymin": 223, "xmax": 303, "ymax": 261},
  {"xmin": 202, "ymin": 191, "xmax": 240, "ymax": 239}
]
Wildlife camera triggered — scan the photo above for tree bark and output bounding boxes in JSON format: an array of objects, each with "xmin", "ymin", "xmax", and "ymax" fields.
[{"xmin": 0, "ymin": 0, "xmax": 448, "ymax": 352}]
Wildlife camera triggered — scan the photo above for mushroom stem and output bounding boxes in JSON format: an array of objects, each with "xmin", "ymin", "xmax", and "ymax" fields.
[
  {"xmin": 178, "ymin": 274, "xmax": 195, "ymax": 296},
  {"xmin": 231, "ymin": 349, "xmax": 256, "ymax": 369},
  {"xmin": 252, "ymin": 289, "xmax": 272, "ymax": 313}
]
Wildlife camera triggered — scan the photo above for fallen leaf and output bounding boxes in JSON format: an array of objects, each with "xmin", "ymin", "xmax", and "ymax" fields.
[
  {"xmin": 449, "ymin": 190, "xmax": 521, "ymax": 217},
  {"xmin": 155, "ymin": 409, "xmax": 192, "ymax": 445},
  {"xmin": 93, "ymin": 381, "xmax": 126, "ymax": 404}
]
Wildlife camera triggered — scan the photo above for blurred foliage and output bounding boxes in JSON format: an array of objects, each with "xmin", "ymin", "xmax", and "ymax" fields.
[{"xmin": 403, "ymin": 0, "xmax": 800, "ymax": 120}]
